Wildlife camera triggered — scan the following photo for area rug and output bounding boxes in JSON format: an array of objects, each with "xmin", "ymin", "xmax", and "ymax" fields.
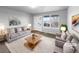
[{"xmin": 5, "ymin": 35, "xmax": 55, "ymax": 53}]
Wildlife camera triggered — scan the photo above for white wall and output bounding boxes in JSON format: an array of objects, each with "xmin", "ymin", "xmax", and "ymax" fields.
[
  {"xmin": 68, "ymin": 6, "xmax": 79, "ymax": 39},
  {"xmin": 0, "ymin": 7, "xmax": 32, "ymax": 27}
]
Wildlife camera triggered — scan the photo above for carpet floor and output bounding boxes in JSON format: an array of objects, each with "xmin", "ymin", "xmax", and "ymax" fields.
[
  {"xmin": 5, "ymin": 35, "xmax": 56, "ymax": 53},
  {"xmin": 0, "ymin": 41, "xmax": 10, "ymax": 53}
]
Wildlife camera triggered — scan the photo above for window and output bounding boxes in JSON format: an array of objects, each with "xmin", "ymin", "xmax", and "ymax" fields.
[
  {"xmin": 43, "ymin": 16, "xmax": 50, "ymax": 27},
  {"xmin": 43, "ymin": 15, "xmax": 59, "ymax": 28},
  {"xmin": 51, "ymin": 15, "xmax": 59, "ymax": 28}
]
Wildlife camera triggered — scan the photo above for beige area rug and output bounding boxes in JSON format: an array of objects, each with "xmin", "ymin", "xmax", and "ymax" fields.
[{"xmin": 5, "ymin": 35, "xmax": 55, "ymax": 53}]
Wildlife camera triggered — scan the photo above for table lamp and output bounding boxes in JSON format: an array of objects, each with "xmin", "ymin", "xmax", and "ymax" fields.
[
  {"xmin": 0, "ymin": 24, "xmax": 7, "ymax": 35},
  {"xmin": 60, "ymin": 24, "xmax": 67, "ymax": 32},
  {"xmin": 27, "ymin": 24, "xmax": 32, "ymax": 30}
]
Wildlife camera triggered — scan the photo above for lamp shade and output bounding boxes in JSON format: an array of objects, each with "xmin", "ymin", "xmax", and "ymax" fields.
[
  {"xmin": 60, "ymin": 24, "xmax": 67, "ymax": 32},
  {"xmin": 28, "ymin": 24, "xmax": 31, "ymax": 27},
  {"xmin": 27, "ymin": 24, "xmax": 32, "ymax": 29},
  {"xmin": 0, "ymin": 24, "xmax": 7, "ymax": 35}
]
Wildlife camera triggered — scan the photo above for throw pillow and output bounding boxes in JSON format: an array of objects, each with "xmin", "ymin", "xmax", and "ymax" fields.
[
  {"xmin": 24, "ymin": 26, "xmax": 27, "ymax": 31},
  {"xmin": 61, "ymin": 32, "xmax": 67, "ymax": 40},
  {"xmin": 21, "ymin": 27, "xmax": 24, "ymax": 31},
  {"xmin": 75, "ymin": 43, "xmax": 79, "ymax": 53},
  {"xmin": 17, "ymin": 27, "xmax": 22, "ymax": 32},
  {"xmin": 14, "ymin": 28, "xmax": 18, "ymax": 33},
  {"xmin": 71, "ymin": 38, "xmax": 79, "ymax": 44},
  {"xmin": 63, "ymin": 41, "xmax": 75, "ymax": 53},
  {"xmin": 71, "ymin": 38, "xmax": 79, "ymax": 52},
  {"xmin": 66, "ymin": 35, "xmax": 73, "ymax": 42},
  {"xmin": 66, "ymin": 31, "xmax": 70, "ymax": 36},
  {"xmin": 10, "ymin": 28, "xmax": 15, "ymax": 34}
]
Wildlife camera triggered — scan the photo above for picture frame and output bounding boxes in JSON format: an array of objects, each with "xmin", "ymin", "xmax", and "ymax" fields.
[
  {"xmin": 72, "ymin": 14, "xmax": 79, "ymax": 33},
  {"xmin": 9, "ymin": 16, "xmax": 21, "ymax": 26}
]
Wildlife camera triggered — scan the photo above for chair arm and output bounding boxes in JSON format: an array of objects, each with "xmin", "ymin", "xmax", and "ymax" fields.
[
  {"xmin": 56, "ymin": 33, "xmax": 61, "ymax": 37},
  {"xmin": 56, "ymin": 36, "xmax": 66, "ymax": 42},
  {"xmin": 56, "ymin": 36, "xmax": 61, "ymax": 40}
]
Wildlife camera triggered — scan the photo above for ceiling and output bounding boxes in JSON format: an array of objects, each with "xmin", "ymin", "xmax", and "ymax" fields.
[{"xmin": 6, "ymin": 6, "xmax": 68, "ymax": 14}]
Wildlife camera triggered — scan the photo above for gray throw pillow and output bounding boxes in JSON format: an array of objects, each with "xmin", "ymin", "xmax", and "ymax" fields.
[
  {"xmin": 71, "ymin": 38, "xmax": 79, "ymax": 43},
  {"xmin": 63, "ymin": 41, "xmax": 75, "ymax": 53},
  {"xmin": 75, "ymin": 43, "xmax": 79, "ymax": 53},
  {"xmin": 71, "ymin": 38, "xmax": 79, "ymax": 53},
  {"xmin": 66, "ymin": 35, "xmax": 73, "ymax": 42}
]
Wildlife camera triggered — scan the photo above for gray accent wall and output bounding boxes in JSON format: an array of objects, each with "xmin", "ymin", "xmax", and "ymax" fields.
[{"xmin": 0, "ymin": 7, "xmax": 32, "ymax": 27}]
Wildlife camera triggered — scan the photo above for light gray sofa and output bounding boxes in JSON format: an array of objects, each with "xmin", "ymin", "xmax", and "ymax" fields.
[{"xmin": 6, "ymin": 26, "xmax": 31, "ymax": 42}]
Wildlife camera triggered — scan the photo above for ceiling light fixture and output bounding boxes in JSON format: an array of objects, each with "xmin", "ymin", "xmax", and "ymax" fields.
[{"xmin": 29, "ymin": 6, "xmax": 38, "ymax": 8}]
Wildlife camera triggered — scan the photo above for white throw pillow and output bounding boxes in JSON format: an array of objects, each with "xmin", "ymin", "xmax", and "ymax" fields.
[
  {"xmin": 17, "ymin": 27, "xmax": 22, "ymax": 32},
  {"xmin": 66, "ymin": 31, "xmax": 70, "ymax": 36},
  {"xmin": 24, "ymin": 26, "xmax": 27, "ymax": 30},
  {"xmin": 63, "ymin": 41, "xmax": 75, "ymax": 53},
  {"xmin": 61, "ymin": 32, "xmax": 67, "ymax": 40}
]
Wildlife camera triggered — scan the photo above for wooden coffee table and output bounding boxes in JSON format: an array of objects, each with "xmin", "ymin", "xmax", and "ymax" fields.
[{"xmin": 24, "ymin": 34, "xmax": 41, "ymax": 49}]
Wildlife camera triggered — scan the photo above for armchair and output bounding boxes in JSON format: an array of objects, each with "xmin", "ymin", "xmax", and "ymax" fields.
[{"xmin": 55, "ymin": 32, "xmax": 67, "ymax": 48}]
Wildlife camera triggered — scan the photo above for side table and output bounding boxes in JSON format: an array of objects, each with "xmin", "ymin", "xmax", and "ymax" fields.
[{"xmin": 0, "ymin": 34, "xmax": 6, "ymax": 41}]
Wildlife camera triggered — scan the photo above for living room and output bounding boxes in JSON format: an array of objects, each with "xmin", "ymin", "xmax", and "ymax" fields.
[{"xmin": 0, "ymin": 6, "xmax": 79, "ymax": 53}]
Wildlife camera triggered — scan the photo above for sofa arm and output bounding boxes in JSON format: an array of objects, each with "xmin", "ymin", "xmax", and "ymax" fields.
[
  {"xmin": 56, "ymin": 36, "xmax": 66, "ymax": 42},
  {"xmin": 56, "ymin": 33, "xmax": 61, "ymax": 37},
  {"xmin": 63, "ymin": 42, "xmax": 76, "ymax": 53},
  {"xmin": 56, "ymin": 36, "xmax": 61, "ymax": 40},
  {"xmin": 55, "ymin": 39, "xmax": 65, "ymax": 48}
]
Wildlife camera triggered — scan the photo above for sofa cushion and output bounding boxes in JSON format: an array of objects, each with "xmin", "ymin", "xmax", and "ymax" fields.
[
  {"xmin": 18, "ymin": 32, "xmax": 25, "ymax": 35},
  {"xmin": 10, "ymin": 33, "xmax": 19, "ymax": 39},
  {"xmin": 9, "ymin": 28, "xmax": 15, "ymax": 34},
  {"xmin": 63, "ymin": 41, "xmax": 75, "ymax": 53},
  {"xmin": 55, "ymin": 39, "xmax": 65, "ymax": 48}
]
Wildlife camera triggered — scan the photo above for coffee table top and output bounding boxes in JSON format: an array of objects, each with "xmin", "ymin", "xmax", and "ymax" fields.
[
  {"xmin": 25, "ymin": 34, "xmax": 41, "ymax": 44},
  {"xmin": 24, "ymin": 34, "xmax": 41, "ymax": 49},
  {"xmin": 27, "ymin": 38, "xmax": 39, "ymax": 44}
]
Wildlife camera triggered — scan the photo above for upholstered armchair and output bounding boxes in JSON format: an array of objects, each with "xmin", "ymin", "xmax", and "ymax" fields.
[
  {"xmin": 55, "ymin": 31, "xmax": 73, "ymax": 48},
  {"xmin": 55, "ymin": 31, "xmax": 67, "ymax": 48}
]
